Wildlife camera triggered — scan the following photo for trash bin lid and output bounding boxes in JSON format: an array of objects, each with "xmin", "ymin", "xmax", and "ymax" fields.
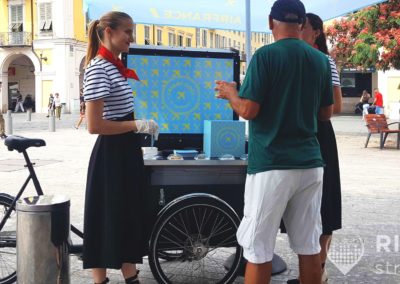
[{"xmin": 16, "ymin": 195, "xmax": 70, "ymax": 212}]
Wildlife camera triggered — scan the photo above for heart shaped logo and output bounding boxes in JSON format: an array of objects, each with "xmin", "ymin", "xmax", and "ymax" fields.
[{"xmin": 328, "ymin": 235, "xmax": 365, "ymax": 275}]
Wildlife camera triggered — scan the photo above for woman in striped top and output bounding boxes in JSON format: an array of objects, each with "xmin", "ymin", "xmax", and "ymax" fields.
[
  {"xmin": 82, "ymin": 11, "xmax": 159, "ymax": 284},
  {"xmin": 286, "ymin": 13, "xmax": 343, "ymax": 284}
]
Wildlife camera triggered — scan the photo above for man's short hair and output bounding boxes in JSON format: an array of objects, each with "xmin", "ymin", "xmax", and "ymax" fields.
[{"xmin": 270, "ymin": 0, "xmax": 306, "ymax": 24}]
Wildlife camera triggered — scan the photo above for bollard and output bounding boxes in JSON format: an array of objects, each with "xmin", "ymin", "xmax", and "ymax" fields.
[
  {"xmin": 16, "ymin": 195, "xmax": 70, "ymax": 284},
  {"xmin": 26, "ymin": 109, "xmax": 32, "ymax": 121},
  {"xmin": 5, "ymin": 110, "xmax": 12, "ymax": 135},
  {"xmin": 49, "ymin": 113, "xmax": 56, "ymax": 132}
]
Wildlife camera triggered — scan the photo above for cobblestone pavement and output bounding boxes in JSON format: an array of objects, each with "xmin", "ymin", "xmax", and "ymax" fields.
[{"xmin": 0, "ymin": 113, "xmax": 399, "ymax": 283}]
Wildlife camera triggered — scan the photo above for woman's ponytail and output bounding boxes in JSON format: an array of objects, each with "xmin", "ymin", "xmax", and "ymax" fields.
[{"xmin": 85, "ymin": 20, "xmax": 101, "ymax": 67}]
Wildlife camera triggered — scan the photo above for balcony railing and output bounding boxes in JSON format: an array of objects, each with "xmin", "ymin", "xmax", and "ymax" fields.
[{"xmin": 0, "ymin": 32, "xmax": 32, "ymax": 47}]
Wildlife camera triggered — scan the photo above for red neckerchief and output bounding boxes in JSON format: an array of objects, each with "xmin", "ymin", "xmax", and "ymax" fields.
[{"xmin": 97, "ymin": 45, "xmax": 140, "ymax": 81}]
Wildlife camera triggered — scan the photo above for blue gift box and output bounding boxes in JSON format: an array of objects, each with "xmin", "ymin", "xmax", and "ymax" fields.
[{"xmin": 203, "ymin": 120, "xmax": 246, "ymax": 158}]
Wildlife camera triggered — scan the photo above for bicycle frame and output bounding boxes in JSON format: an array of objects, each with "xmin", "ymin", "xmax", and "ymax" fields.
[{"xmin": 0, "ymin": 148, "xmax": 84, "ymax": 242}]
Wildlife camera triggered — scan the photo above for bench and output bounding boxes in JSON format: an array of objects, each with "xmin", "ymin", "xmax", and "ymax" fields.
[{"xmin": 364, "ymin": 114, "xmax": 400, "ymax": 149}]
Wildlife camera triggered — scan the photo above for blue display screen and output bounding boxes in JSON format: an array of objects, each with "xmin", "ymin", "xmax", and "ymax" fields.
[{"xmin": 126, "ymin": 54, "xmax": 234, "ymax": 134}]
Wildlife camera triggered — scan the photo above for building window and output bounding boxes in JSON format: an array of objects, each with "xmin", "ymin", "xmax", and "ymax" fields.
[
  {"xmin": 144, "ymin": 25, "xmax": 150, "ymax": 45},
  {"xmin": 202, "ymin": 29, "xmax": 207, "ymax": 47},
  {"xmin": 168, "ymin": 32, "xmax": 175, "ymax": 46},
  {"xmin": 196, "ymin": 28, "xmax": 200, "ymax": 47},
  {"xmin": 186, "ymin": 37, "xmax": 192, "ymax": 47},
  {"xmin": 10, "ymin": 5, "xmax": 23, "ymax": 32},
  {"xmin": 157, "ymin": 29, "xmax": 162, "ymax": 45},
  {"xmin": 222, "ymin": 36, "xmax": 226, "ymax": 48},
  {"xmin": 39, "ymin": 2, "xmax": 52, "ymax": 32},
  {"xmin": 177, "ymin": 35, "xmax": 183, "ymax": 47},
  {"xmin": 210, "ymin": 33, "xmax": 214, "ymax": 48},
  {"xmin": 229, "ymin": 38, "xmax": 231, "ymax": 48}
]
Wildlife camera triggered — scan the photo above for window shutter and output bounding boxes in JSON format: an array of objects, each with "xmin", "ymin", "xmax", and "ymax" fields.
[
  {"xmin": 39, "ymin": 2, "xmax": 53, "ymax": 31},
  {"xmin": 10, "ymin": 5, "xmax": 23, "ymax": 31},
  {"xmin": 39, "ymin": 3, "xmax": 46, "ymax": 30}
]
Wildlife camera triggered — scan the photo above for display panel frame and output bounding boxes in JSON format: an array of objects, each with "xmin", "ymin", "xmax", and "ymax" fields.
[{"xmin": 122, "ymin": 45, "xmax": 240, "ymax": 151}]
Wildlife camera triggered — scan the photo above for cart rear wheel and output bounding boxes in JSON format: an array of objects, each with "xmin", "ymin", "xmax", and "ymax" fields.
[{"xmin": 149, "ymin": 194, "xmax": 242, "ymax": 284}]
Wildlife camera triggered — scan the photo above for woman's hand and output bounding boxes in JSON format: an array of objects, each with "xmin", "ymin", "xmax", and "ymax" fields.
[{"xmin": 135, "ymin": 119, "xmax": 159, "ymax": 140}]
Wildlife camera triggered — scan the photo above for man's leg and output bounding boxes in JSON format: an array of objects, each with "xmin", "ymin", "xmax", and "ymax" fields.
[
  {"xmin": 237, "ymin": 171, "xmax": 299, "ymax": 284},
  {"xmin": 283, "ymin": 168, "xmax": 323, "ymax": 284},
  {"xmin": 245, "ymin": 261, "xmax": 272, "ymax": 284},
  {"xmin": 298, "ymin": 253, "xmax": 322, "ymax": 284}
]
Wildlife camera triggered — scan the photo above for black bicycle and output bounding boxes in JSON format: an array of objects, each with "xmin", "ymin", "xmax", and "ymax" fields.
[
  {"xmin": 0, "ymin": 135, "xmax": 243, "ymax": 284},
  {"xmin": 0, "ymin": 136, "xmax": 84, "ymax": 284}
]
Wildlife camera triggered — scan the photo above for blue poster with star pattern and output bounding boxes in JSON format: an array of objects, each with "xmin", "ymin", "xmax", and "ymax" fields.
[{"xmin": 125, "ymin": 47, "xmax": 238, "ymax": 134}]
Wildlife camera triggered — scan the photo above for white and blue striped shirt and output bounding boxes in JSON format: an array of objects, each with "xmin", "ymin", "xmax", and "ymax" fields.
[
  {"xmin": 327, "ymin": 55, "xmax": 340, "ymax": 87},
  {"xmin": 83, "ymin": 58, "xmax": 134, "ymax": 120}
]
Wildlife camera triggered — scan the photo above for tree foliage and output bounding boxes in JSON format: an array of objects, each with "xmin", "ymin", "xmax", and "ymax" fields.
[{"xmin": 326, "ymin": 0, "xmax": 400, "ymax": 71}]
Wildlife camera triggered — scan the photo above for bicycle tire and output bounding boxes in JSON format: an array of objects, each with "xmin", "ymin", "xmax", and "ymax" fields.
[
  {"xmin": 0, "ymin": 193, "xmax": 17, "ymax": 284},
  {"xmin": 149, "ymin": 194, "xmax": 242, "ymax": 284}
]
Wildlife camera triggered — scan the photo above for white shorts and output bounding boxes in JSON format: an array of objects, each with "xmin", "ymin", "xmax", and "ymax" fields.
[{"xmin": 236, "ymin": 168, "xmax": 323, "ymax": 264}]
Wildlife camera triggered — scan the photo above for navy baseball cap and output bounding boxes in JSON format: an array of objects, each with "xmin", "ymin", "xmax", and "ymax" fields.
[{"xmin": 270, "ymin": 0, "xmax": 306, "ymax": 24}]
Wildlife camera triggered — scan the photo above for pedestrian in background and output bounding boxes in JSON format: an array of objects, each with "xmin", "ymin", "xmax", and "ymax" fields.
[
  {"xmin": 0, "ymin": 113, "xmax": 6, "ymax": 139},
  {"xmin": 46, "ymin": 93, "xmax": 54, "ymax": 117},
  {"xmin": 373, "ymin": 88, "xmax": 384, "ymax": 115},
  {"xmin": 75, "ymin": 89, "xmax": 86, "ymax": 129},
  {"xmin": 23, "ymin": 94, "xmax": 35, "ymax": 112},
  {"xmin": 215, "ymin": 0, "xmax": 333, "ymax": 283},
  {"xmin": 14, "ymin": 92, "xmax": 24, "ymax": 112},
  {"xmin": 83, "ymin": 11, "xmax": 159, "ymax": 284},
  {"xmin": 54, "ymin": 93, "xmax": 62, "ymax": 119}
]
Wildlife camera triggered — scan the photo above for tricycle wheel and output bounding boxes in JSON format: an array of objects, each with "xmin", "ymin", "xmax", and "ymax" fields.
[{"xmin": 149, "ymin": 194, "xmax": 242, "ymax": 284}]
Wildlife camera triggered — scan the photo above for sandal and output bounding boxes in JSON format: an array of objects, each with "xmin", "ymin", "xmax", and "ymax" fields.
[{"xmin": 125, "ymin": 270, "xmax": 140, "ymax": 283}]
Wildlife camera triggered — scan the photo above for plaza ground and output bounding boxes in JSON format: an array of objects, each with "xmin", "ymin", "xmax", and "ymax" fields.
[{"xmin": 0, "ymin": 113, "xmax": 399, "ymax": 283}]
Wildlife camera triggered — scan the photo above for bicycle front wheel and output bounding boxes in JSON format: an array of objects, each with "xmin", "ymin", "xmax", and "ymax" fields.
[{"xmin": 0, "ymin": 194, "xmax": 17, "ymax": 284}]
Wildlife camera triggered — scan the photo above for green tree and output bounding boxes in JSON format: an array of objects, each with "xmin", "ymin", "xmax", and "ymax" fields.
[{"xmin": 326, "ymin": 0, "xmax": 400, "ymax": 71}]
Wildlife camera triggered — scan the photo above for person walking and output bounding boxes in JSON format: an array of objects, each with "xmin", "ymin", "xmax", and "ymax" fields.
[
  {"xmin": 75, "ymin": 89, "xmax": 86, "ymax": 129},
  {"xmin": 0, "ymin": 113, "xmax": 6, "ymax": 139},
  {"xmin": 215, "ymin": 0, "xmax": 333, "ymax": 283},
  {"xmin": 82, "ymin": 11, "xmax": 159, "ymax": 284},
  {"xmin": 285, "ymin": 12, "xmax": 343, "ymax": 284},
  {"xmin": 14, "ymin": 92, "xmax": 24, "ymax": 112},
  {"xmin": 23, "ymin": 94, "xmax": 35, "ymax": 112},
  {"xmin": 54, "ymin": 93, "xmax": 62, "ymax": 119},
  {"xmin": 46, "ymin": 93, "xmax": 55, "ymax": 117}
]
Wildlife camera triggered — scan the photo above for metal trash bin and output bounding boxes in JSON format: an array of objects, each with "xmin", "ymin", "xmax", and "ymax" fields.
[{"xmin": 16, "ymin": 195, "xmax": 70, "ymax": 284}]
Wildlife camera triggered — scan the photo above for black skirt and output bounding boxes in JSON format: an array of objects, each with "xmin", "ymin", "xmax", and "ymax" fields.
[
  {"xmin": 83, "ymin": 113, "xmax": 147, "ymax": 269},
  {"xmin": 317, "ymin": 120, "xmax": 342, "ymax": 235}
]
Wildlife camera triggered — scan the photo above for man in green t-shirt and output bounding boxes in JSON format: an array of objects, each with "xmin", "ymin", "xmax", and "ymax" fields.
[{"xmin": 215, "ymin": 0, "xmax": 333, "ymax": 283}]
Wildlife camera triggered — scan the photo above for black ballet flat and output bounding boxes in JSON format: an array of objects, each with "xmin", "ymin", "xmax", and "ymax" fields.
[
  {"xmin": 95, "ymin": 277, "xmax": 109, "ymax": 284},
  {"xmin": 125, "ymin": 270, "xmax": 140, "ymax": 283}
]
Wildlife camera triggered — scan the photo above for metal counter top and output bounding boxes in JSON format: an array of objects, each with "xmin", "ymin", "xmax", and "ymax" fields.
[{"xmin": 143, "ymin": 159, "xmax": 247, "ymax": 167}]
